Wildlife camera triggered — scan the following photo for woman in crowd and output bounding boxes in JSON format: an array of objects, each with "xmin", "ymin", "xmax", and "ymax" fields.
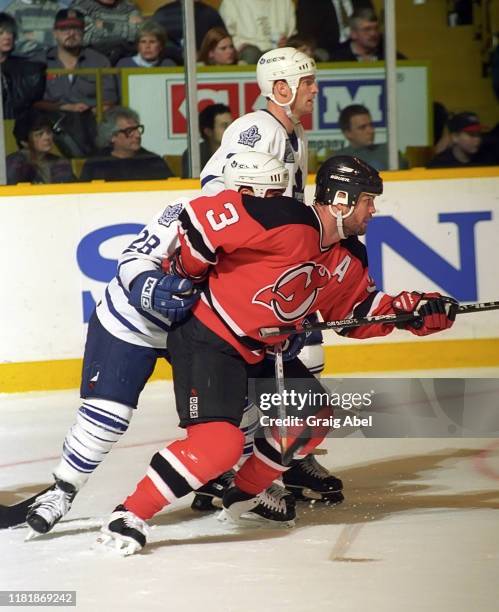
[
  {"xmin": 116, "ymin": 20, "xmax": 175, "ymax": 68},
  {"xmin": 198, "ymin": 27, "xmax": 238, "ymax": 66},
  {"xmin": 7, "ymin": 111, "xmax": 75, "ymax": 184}
]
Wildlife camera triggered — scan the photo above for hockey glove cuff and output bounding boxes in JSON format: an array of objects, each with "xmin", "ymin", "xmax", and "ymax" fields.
[
  {"xmin": 266, "ymin": 333, "xmax": 307, "ymax": 362},
  {"xmin": 129, "ymin": 271, "xmax": 199, "ymax": 323}
]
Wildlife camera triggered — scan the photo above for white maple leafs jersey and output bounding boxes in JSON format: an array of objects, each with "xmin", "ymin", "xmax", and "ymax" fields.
[
  {"xmin": 200, "ymin": 110, "xmax": 308, "ymax": 201},
  {"xmin": 95, "ymin": 200, "xmax": 187, "ymax": 348}
]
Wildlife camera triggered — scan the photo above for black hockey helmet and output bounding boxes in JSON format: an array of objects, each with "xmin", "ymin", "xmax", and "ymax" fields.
[{"xmin": 314, "ymin": 155, "xmax": 383, "ymax": 207}]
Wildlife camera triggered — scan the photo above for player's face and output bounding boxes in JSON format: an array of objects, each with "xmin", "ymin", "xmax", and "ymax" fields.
[
  {"xmin": 238, "ymin": 187, "xmax": 286, "ymax": 197},
  {"xmin": 264, "ymin": 189, "xmax": 286, "ymax": 197},
  {"xmin": 345, "ymin": 113, "xmax": 375, "ymax": 148},
  {"xmin": 344, "ymin": 193, "xmax": 377, "ymax": 235},
  {"xmin": 292, "ymin": 75, "xmax": 318, "ymax": 117},
  {"xmin": 138, "ymin": 34, "xmax": 163, "ymax": 62}
]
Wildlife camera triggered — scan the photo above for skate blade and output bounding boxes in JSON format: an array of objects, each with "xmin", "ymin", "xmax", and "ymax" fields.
[
  {"xmin": 24, "ymin": 528, "xmax": 44, "ymax": 541},
  {"xmin": 298, "ymin": 487, "xmax": 323, "ymax": 500},
  {"xmin": 217, "ymin": 508, "xmax": 295, "ymax": 529},
  {"xmin": 92, "ymin": 532, "xmax": 142, "ymax": 557},
  {"xmin": 302, "ymin": 491, "xmax": 344, "ymax": 507},
  {"xmin": 217, "ymin": 508, "xmax": 256, "ymax": 527},
  {"xmin": 244, "ymin": 512, "xmax": 295, "ymax": 528}
]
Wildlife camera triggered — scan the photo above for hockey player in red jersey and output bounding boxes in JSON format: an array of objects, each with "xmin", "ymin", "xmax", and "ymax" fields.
[
  {"xmin": 197, "ymin": 46, "xmax": 335, "ymax": 503},
  {"xmin": 101, "ymin": 155, "xmax": 457, "ymax": 554}
]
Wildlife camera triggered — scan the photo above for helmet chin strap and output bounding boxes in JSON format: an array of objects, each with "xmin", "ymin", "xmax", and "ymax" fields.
[
  {"xmin": 327, "ymin": 204, "xmax": 355, "ymax": 240},
  {"xmin": 269, "ymin": 84, "xmax": 300, "ymax": 125}
]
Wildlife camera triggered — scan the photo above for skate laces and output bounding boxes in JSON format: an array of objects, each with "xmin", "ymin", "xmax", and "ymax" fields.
[
  {"xmin": 30, "ymin": 487, "xmax": 72, "ymax": 519},
  {"xmin": 257, "ymin": 484, "xmax": 289, "ymax": 513},
  {"xmin": 219, "ymin": 470, "xmax": 236, "ymax": 487},
  {"xmin": 301, "ymin": 455, "xmax": 330, "ymax": 479},
  {"xmin": 114, "ymin": 509, "xmax": 149, "ymax": 535}
]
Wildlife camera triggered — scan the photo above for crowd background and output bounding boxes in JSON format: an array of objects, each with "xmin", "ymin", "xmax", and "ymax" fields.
[{"xmin": 0, "ymin": 0, "xmax": 497, "ymax": 184}]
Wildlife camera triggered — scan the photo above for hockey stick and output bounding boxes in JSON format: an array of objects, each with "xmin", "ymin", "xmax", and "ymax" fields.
[
  {"xmin": 272, "ymin": 342, "xmax": 291, "ymax": 463},
  {"xmin": 0, "ymin": 486, "xmax": 52, "ymax": 530},
  {"xmin": 259, "ymin": 300, "xmax": 499, "ymax": 338}
]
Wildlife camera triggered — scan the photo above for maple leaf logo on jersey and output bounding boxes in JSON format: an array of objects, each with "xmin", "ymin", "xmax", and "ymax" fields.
[
  {"xmin": 158, "ymin": 202, "xmax": 183, "ymax": 227},
  {"xmin": 238, "ymin": 125, "xmax": 262, "ymax": 148},
  {"xmin": 252, "ymin": 263, "xmax": 330, "ymax": 322}
]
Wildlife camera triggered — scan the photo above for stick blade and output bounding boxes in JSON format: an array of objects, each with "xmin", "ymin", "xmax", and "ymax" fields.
[{"xmin": 0, "ymin": 486, "xmax": 52, "ymax": 530}]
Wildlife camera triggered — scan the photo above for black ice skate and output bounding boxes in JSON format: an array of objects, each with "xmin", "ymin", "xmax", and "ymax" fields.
[
  {"xmin": 26, "ymin": 478, "xmax": 77, "ymax": 535},
  {"xmin": 249, "ymin": 483, "xmax": 296, "ymax": 526},
  {"xmin": 98, "ymin": 505, "xmax": 148, "ymax": 556},
  {"xmin": 283, "ymin": 455, "xmax": 344, "ymax": 504},
  {"xmin": 191, "ymin": 469, "xmax": 235, "ymax": 511},
  {"xmin": 219, "ymin": 483, "xmax": 295, "ymax": 526}
]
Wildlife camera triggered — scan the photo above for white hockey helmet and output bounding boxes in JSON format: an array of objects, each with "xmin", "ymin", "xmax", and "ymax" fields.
[
  {"xmin": 256, "ymin": 47, "xmax": 316, "ymax": 106},
  {"xmin": 223, "ymin": 151, "xmax": 289, "ymax": 197}
]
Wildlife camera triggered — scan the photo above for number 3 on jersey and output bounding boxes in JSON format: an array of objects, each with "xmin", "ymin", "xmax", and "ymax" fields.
[{"xmin": 206, "ymin": 202, "xmax": 240, "ymax": 231}]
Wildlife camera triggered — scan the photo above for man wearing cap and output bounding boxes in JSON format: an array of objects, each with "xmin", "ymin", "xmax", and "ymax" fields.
[
  {"xmin": 427, "ymin": 112, "xmax": 487, "ymax": 168},
  {"xmin": 33, "ymin": 9, "xmax": 118, "ymax": 156}
]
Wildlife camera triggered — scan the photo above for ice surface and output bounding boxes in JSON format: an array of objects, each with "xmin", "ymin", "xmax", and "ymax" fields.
[{"xmin": 1, "ymin": 372, "xmax": 498, "ymax": 612}]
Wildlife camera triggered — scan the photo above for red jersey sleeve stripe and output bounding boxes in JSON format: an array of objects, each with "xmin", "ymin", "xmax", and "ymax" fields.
[{"xmin": 178, "ymin": 207, "xmax": 217, "ymax": 265}]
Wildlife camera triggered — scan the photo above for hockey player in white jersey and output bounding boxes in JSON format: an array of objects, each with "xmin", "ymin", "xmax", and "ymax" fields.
[
  {"xmin": 201, "ymin": 47, "xmax": 317, "ymax": 203},
  {"xmin": 24, "ymin": 152, "xmax": 295, "ymax": 537},
  {"xmin": 196, "ymin": 47, "xmax": 342, "ymax": 509}
]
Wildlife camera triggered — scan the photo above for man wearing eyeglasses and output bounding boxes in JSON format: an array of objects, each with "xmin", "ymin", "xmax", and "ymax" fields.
[{"xmin": 80, "ymin": 106, "xmax": 174, "ymax": 181}]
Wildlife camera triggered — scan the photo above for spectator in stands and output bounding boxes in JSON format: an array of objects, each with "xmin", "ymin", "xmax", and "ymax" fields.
[
  {"xmin": 332, "ymin": 8, "xmax": 406, "ymax": 62},
  {"xmin": 34, "ymin": 9, "xmax": 118, "ymax": 157},
  {"xmin": 81, "ymin": 106, "xmax": 174, "ymax": 181},
  {"xmin": 152, "ymin": 0, "xmax": 225, "ymax": 59},
  {"xmin": 0, "ymin": 12, "xmax": 46, "ymax": 119},
  {"xmin": 427, "ymin": 112, "xmax": 489, "ymax": 168},
  {"xmin": 339, "ymin": 104, "xmax": 408, "ymax": 170},
  {"xmin": 198, "ymin": 27, "xmax": 237, "ymax": 65},
  {"xmin": 181, "ymin": 103, "xmax": 232, "ymax": 177},
  {"xmin": 70, "ymin": 0, "xmax": 142, "ymax": 64},
  {"xmin": 287, "ymin": 35, "xmax": 317, "ymax": 61},
  {"xmin": 219, "ymin": 0, "xmax": 296, "ymax": 64},
  {"xmin": 7, "ymin": 110, "xmax": 75, "ymax": 184},
  {"xmin": 116, "ymin": 20, "xmax": 175, "ymax": 68},
  {"xmin": 296, "ymin": 0, "xmax": 374, "ymax": 61},
  {"xmin": 116, "ymin": 21, "xmax": 175, "ymax": 100},
  {"xmin": 5, "ymin": 0, "xmax": 60, "ymax": 58}
]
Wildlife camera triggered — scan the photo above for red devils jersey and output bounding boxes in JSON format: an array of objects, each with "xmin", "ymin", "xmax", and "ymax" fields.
[{"xmin": 176, "ymin": 190, "xmax": 398, "ymax": 363}]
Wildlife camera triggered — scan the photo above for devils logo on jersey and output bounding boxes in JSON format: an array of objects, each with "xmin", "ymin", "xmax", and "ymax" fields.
[{"xmin": 252, "ymin": 262, "xmax": 330, "ymax": 322}]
